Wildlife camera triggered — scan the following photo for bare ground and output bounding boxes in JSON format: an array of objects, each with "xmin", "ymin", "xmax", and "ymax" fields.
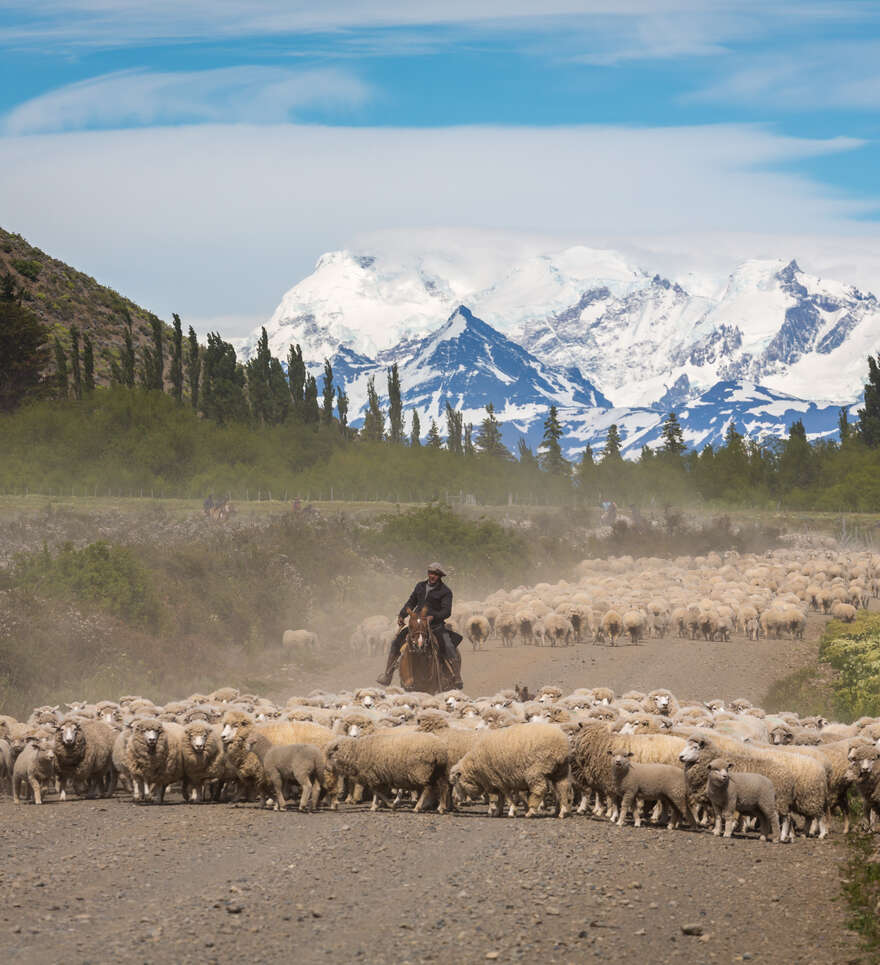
[{"xmin": 0, "ymin": 613, "xmax": 866, "ymax": 965}]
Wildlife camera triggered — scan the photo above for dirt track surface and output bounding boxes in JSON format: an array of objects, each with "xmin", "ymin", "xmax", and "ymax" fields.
[{"xmin": 0, "ymin": 615, "xmax": 865, "ymax": 965}]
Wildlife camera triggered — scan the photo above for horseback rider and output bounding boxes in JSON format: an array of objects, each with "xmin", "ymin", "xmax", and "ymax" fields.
[{"xmin": 376, "ymin": 563, "xmax": 464, "ymax": 689}]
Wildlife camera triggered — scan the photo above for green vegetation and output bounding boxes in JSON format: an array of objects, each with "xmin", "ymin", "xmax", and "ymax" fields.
[
  {"xmin": 820, "ymin": 611, "xmax": 880, "ymax": 720},
  {"xmin": 840, "ymin": 831, "xmax": 880, "ymax": 962}
]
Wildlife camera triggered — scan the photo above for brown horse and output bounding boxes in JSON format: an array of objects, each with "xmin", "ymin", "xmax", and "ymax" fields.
[{"xmin": 399, "ymin": 607, "xmax": 457, "ymax": 694}]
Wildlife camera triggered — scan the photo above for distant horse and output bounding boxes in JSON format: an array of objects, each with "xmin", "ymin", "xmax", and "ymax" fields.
[{"xmin": 398, "ymin": 607, "xmax": 457, "ymax": 695}]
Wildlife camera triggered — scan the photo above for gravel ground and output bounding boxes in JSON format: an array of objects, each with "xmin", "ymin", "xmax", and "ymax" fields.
[{"xmin": 0, "ymin": 612, "xmax": 866, "ymax": 965}]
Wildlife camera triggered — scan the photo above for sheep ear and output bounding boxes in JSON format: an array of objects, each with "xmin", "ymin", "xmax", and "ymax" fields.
[{"xmin": 626, "ymin": 751, "xmax": 634, "ymax": 758}]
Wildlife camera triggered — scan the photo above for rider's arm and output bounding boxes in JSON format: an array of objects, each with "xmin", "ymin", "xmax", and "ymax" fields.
[
  {"xmin": 399, "ymin": 583, "xmax": 421, "ymax": 620},
  {"xmin": 430, "ymin": 585, "xmax": 452, "ymax": 624}
]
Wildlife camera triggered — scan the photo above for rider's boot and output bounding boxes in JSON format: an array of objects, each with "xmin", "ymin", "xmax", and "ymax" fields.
[{"xmin": 376, "ymin": 647, "xmax": 398, "ymax": 686}]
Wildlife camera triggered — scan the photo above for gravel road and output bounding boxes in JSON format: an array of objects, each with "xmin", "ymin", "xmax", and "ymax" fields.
[{"xmin": 0, "ymin": 615, "xmax": 865, "ymax": 965}]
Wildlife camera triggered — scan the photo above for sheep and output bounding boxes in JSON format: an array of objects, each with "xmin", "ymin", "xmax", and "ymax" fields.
[
  {"xmin": 543, "ymin": 613, "xmax": 572, "ymax": 647},
  {"xmin": 282, "ymin": 628, "xmax": 319, "ymax": 649},
  {"xmin": 830, "ymin": 602, "xmax": 856, "ymax": 623},
  {"xmin": 465, "ymin": 614, "xmax": 491, "ymax": 652},
  {"xmin": 642, "ymin": 689, "xmax": 679, "ymax": 718},
  {"xmin": 12, "ymin": 738, "xmax": 56, "ymax": 805},
  {"xmin": 125, "ymin": 718, "xmax": 185, "ymax": 803},
  {"xmin": 243, "ymin": 735, "xmax": 326, "ymax": 811},
  {"xmin": 515, "ymin": 610, "xmax": 536, "ymax": 646},
  {"xmin": 449, "ymin": 723, "xmax": 571, "ymax": 818},
  {"xmin": 496, "ymin": 612, "xmax": 518, "ymax": 648},
  {"xmin": 622, "ymin": 610, "xmax": 646, "ymax": 645},
  {"xmin": 847, "ymin": 744, "xmax": 880, "ymax": 829},
  {"xmin": 609, "ymin": 752, "xmax": 693, "ymax": 829},
  {"xmin": 679, "ymin": 733, "xmax": 829, "ymax": 842},
  {"xmin": 181, "ymin": 720, "xmax": 225, "ymax": 803},
  {"xmin": 706, "ymin": 758, "xmax": 780, "ymax": 842},
  {"xmin": 0, "ymin": 737, "xmax": 12, "ymax": 794},
  {"xmin": 600, "ymin": 610, "xmax": 623, "ymax": 645},
  {"xmin": 325, "ymin": 731, "xmax": 448, "ymax": 813},
  {"xmin": 54, "ymin": 717, "xmax": 116, "ymax": 800}
]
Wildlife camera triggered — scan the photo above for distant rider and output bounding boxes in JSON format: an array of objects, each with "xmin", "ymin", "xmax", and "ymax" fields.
[{"xmin": 376, "ymin": 563, "xmax": 463, "ymax": 689}]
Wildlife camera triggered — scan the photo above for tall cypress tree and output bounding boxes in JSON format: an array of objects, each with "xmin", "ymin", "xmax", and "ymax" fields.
[
  {"xmin": 476, "ymin": 403, "xmax": 510, "ymax": 459},
  {"xmin": 245, "ymin": 327, "xmax": 272, "ymax": 424},
  {"xmin": 362, "ymin": 375, "xmax": 385, "ymax": 441},
  {"xmin": 54, "ymin": 337, "xmax": 69, "ymax": 399},
  {"xmin": 186, "ymin": 326, "xmax": 200, "ymax": 410},
  {"xmin": 445, "ymin": 403, "xmax": 463, "ymax": 455},
  {"xmin": 141, "ymin": 314, "xmax": 164, "ymax": 391},
  {"xmin": 858, "ymin": 355, "xmax": 880, "ymax": 448},
  {"xmin": 322, "ymin": 360, "xmax": 335, "ymax": 424},
  {"xmin": 83, "ymin": 334, "xmax": 95, "ymax": 393},
  {"xmin": 303, "ymin": 374, "xmax": 320, "ymax": 424},
  {"xmin": 337, "ymin": 386, "xmax": 349, "ymax": 436},
  {"xmin": 387, "ymin": 363, "xmax": 403, "ymax": 443},
  {"xmin": 169, "ymin": 313, "xmax": 184, "ymax": 403},
  {"xmin": 838, "ymin": 406, "xmax": 851, "ymax": 444},
  {"xmin": 268, "ymin": 358, "xmax": 290, "ymax": 424},
  {"xmin": 538, "ymin": 405, "xmax": 568, "ymax": 474},
  {"xmin": 119, "ymin": 313, "xmax": 136, "ymax": 387},
  {"xmin": 288, "ymin": 344, "xmax": 306, "ymax": 418},
  {"xmin": 410, "ymin": 409, "xmax": 422, "ymax": 447},
  {"xmin": 70, "ymin": 325, "xmax": 82, "ymax": 400}
]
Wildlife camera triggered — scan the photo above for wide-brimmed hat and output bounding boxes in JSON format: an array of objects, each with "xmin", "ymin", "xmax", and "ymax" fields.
[{"xmin": 427, "ymin": 562, "xmax": 446, "ymax": 577}]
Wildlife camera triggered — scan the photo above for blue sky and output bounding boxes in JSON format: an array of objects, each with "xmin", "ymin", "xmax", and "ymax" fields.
[{"xmin": 0, "ymin": 1, "xmax": 878, "ymax": 333}]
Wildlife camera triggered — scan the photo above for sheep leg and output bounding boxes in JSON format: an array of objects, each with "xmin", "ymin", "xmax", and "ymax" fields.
[
  {"xmin": 649, "ymin": 800, "xmax": 663, "ymax": 824},
  {"xmin": 722, "ymin": 808, "xmax": 737, "ymax": 838},
  {"xmin": 434, "ymin": 774, "xmax": 449, "ymax": 815},
  {"xmin": 711, "ymin": 806, "xmax": 723, "ymax": 836},
  {"xmin": 371, "ymin": 787, "xmax": 394, "ymax": 811},
  {"xmin": 414, "ymin": 786, "xmax": 432, "ymax": 813},
  {"xmin": 554, "ymin": 776, "xmax": 571, "ymax": 818},
  {"xmin": 526, "ymin": 778, "xmax": 549, "ymax": 817},
  {"xmin": 780, "ymin": 814, "xmax": 791, "ymax": 842},
  {"xmin": 617, "ymin": 792, "xmax": 636, "ymax": 827},
  {"xmin": 297, "ymin": 778, "xmax": 312, "ymax": 813},
  {"xmin": 30, "ymin": 777, "xmax": 43, "ymax": 805},
  {"xmin": 58, "ymin": 775, "xmax": 68, "ymax": 802},
  {"xmin": 487, "ymin": 793, "xmax": 502, "ymax": 817}
]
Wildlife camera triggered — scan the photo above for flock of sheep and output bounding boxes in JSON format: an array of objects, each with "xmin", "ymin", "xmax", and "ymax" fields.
[
  {"xmin": 2, "ymin": 546, "xmax": 880, "ymax": 844},
  {"xmin": 350, "ymin": 546, "xmax": 873, "ymax": 656}
]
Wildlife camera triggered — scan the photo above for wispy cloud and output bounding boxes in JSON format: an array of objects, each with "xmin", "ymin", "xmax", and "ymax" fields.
[
  {"xmin": 689, "ymin": 41, "xmax": 880, "ymax": 110},
  {"xmin": 0, "ymin": 122, "xmax": 871, "ymax": 325},
  {"xmin": 2, "ymin": 66, "xmax": 372, "ymax": 135}
]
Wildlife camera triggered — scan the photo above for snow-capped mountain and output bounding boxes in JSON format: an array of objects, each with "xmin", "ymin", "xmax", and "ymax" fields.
[
  {"xmin": 245, "ymin": 240, "xmax": 876, "ymax": 412},
  {"xmin": 318, "ymin": 306, "xmax": 609, "ymax": 446}
]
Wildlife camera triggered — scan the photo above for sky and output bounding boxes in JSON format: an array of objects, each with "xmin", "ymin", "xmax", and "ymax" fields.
[{"xmin": 0, "ymin": 0, "xmax": 878, "ymax": 336}]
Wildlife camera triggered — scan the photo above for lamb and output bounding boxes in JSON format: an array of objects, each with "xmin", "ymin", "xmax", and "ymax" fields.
[
  {"xmin": 465, "ymin": 614, "xmax": 491, "ymax": 652},
  {"xmin": 324, "ymin": 731, "xmax": 448, "ymax": 813},
  {"xmin": 243, "ymin": 734, "xmax": 326, "ymax": 811},
  {"xmin": 181, "ymin": 720, "xmax": 225, "ymax": 802},
  {"xmin": 705, "ymin": 758, "xmax": 780, "ymax": 842},
  {"xmin": 609, "ymin": 752, "xmax": 693, "ymax": 829},
  {"xmin": 679, "ymin": 733, "xmax": 829, "ymax": 842},
  {"xmin": 449, "ymin": 722, "xmax": 571, "ymax": 818},
  {"xmin": 125, "ymin": 718, "xmax": 185, "ymax": 803},
  {"xmin": 54, "ymin": 717, "xmax": 116, "ymax": 800},
  {"xmin": 282, "ymin": 628, "xmax": 319, "ymax": 649},
  {"xmin": 12, "ymin": 738, "xmax": 56, "ymax": 804}
]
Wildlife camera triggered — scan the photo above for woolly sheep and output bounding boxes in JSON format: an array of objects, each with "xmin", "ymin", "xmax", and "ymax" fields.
[
  {"xmin": 449, "ymin": 723, "xmax": 571, "ymax": 818},
  {"xmin": 244, "ymin": 734, "xmax": 326, "ymax": 811},
  {"xmin": 54, "ymin": 717, "xmax": 116, "ymax": 801},
  {"xmin": 125, "ymin": 718, "xmax": 185, "ymax": 804},
  {"xmin": 515, "ymin": 610, "xmax": 536, "ymax": 646},
  {"xmin": 642, "ymin": 689, "xmax": 679, "ymax": 717},
  {"xmin": 609, "ymin": 752, "xmax": 693, "ymax": 829},
  {"xmin": 847, "ymin": 744, "xmax": 880, "ymax": 829},
  {"xmin": 706, "ymin": 758, "xmax": 780, "ymax": 842},
  {"xmin": 181, "ymin": 720, "xmax": 225, "ymax": 803},
  {"xmin": 543, "ymin": 613, "xmax": 572, "ymax": 647},
  {"xmin": 12, "ymin": 738, "xmax": 56, "ymax": 805},
  {"xmin": 621, "ymin": 610, "xmax": 646, "ymax": 645},
  {"xmin": 465, "ymin": 614, "xmax": 491, "ymax": 652},
  {"xmin": 600, "ymin": 610, "xmax": 623, "ymax": 646},
  {"xmin": 325, "ymin": 731, "xmax": 448, "ymax": 813},
  {"xmin": 496, "ymin": 612, "xmax": 518, "ymax": 648}
]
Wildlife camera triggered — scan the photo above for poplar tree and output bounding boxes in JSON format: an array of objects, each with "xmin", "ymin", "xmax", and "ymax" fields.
[
  {"xmin": 186, "ymin": 326, "xmax": 200, "ymax": 409},
  {"xmin": 200, "ymin": 332, "xmax": 247, "ymax": 423},
  {"xmin": 838, "ymin": 406, "xmax": 851, "ymax": 443},
  {"xmin": 427, "ymin": 418, "xmax": 443, "ymax": 448},
  {"xmin": 445, "ymin": 402, "xmax": 463, "ymax": 454},
  {"xmin": 322, "ymin": 360, "xmax": 335, "ymax": 423},
  {"xmin": 858, "ymin": 355, "xmax": 880, "ymax": 448},
  {"xmin": 70, "ymin": 325, "xmax": 82, "ymax": 400},
  {"xmin": 387, "ymin": 363, "xmax": 403, "ymax": 443},
  {"xmin": 410, "ymin": 409, "xmax": 422, "ymax": 447},
  {"xmin": 303, "ymin": 374, "xmax": 320, "ymax": 424},
  {"xmin": 245, "ymin": 328, "xmax": 272, "ymax": 424},
  {"xmin": 362, "ymin": 375, "xmax": 385, "ymax": 441},
  {"xmin": 116, "ymin": 313, "xmax": 136, "ymax": 387},
  {"xmin": 83, "ymin": 334, "xmax": 95, "ymax": 393},
  {"xmin": 288, "ymin": 344, "xmax": 306, "ymax": 418},
  {"xmin": 0, "ymin": 298, "xmax": 49, "ymax": 412},
  {"xmin": 54, "ymin": 338, "xmax": 69, "ymax": 398},
  {"xmin": 169, "ymin": 313, "xmax": 184, "ymax": 402},
  {"xmin": 464, "ymin": 423, "xmax": 475, "ymax": 456},
  {"xmin": 141, "ymin": 314, "xmax": 164, "ymax": 391},
  {"xmin": 337, "ymin": 386, "xmax": 349, "ymax": 436}
]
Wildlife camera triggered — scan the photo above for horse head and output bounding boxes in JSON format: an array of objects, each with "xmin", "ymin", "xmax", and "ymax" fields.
[{"xmin": 406, "ymin": 606, "xmax": 432, "ymax": 652}]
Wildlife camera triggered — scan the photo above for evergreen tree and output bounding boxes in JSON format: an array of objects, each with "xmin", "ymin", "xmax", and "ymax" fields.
[
  {"xmin": 517, "ymin": 437, "xmax": 540, "ymax": 468},
  {"xmin": 287, "ymin": 344, "xmax": 306, "ymax": 418},
  {"xmin": 779, "ymin": 418, "xmax": 815, "ymax": 493},
  {"xmin": 538, "ymin": 405, "xmax": 568, "ymax": 474},
  {"xmin": 53, "ymin": 337, "xmax": 69, "ymax": 399},
  {"xmin": 575, "ymin": 443, "xmax": 598, "ymax": 494},
  {"xmin": 640, "ymin": 444, "xmax": 654, "ymax": 462},
  {"xmin": 200, "ymin": 332, "xmax": 247, "ymax": 424},
  {"xmin": 362, "ymin": 375, "xmax": 385, "ymax": 441},
  {"xmin": 445, "ymin": 402, "xmax": 463, "ymax": 454},
  {"xmin": 303, "ymin": 374, "xmax": 320, "ymax": 424},
  {"xmin": 858, "ymin": 355, "xmax": 880, "ymax": 448},
  {"xmin": 1, "ymin": 272, "xmax": 16, "ymax": 303},
  {"xmin": 337, "ymin": 386, "xmax": 349, "ymax": 436},
  {"xmin": 0, "ymin": 298, "xmax": 49, "ymax": 412},
  {"xmin": 475, "ymin": 403, "xmax": 511, "ymax": 459},
  {"xmin": 410, "ymin": 409, "xmax": 422, "ymax": 447},
  {"xmin": 83, "ymin": 334, "xmax": 95, "ymax": 393},
  {"xmin": 169, "ymin": 313, "xmax": 184, "ymax": 403},
  {"xmin": 387, "ymin": 363, "xmax": 403, "ymax": 443},
  {"xmin": 602, "ymin": 424, "xmax": 622, "ymax": 461},
  {"xmin": 322, "ymin": 360, "xmax": 335, "ymax": 424},
  {"xmin": 186, "ymin": 326, "xmax": 200, "ymax": 410},
  {"xmin": 660, "ymin": 411, "xmax": 686, "ymax": 456},
  {"xmin": 69, "ymin": 325, "xmax": 82, "ymax": 400},
  {"xmin": 464, "ymin": 423, "xmax": 475, "ymax": 457},
  {"xmin": 427, "ymin": 418, "xmax": 443, "ymax": 448},
  {"xmin": 838, "ymin": 406, "xmax": 852, "ymax": 444}
]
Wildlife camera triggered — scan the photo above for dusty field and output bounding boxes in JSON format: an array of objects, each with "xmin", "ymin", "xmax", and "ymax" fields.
[{"xmin": 0, "ymin": 613, "xmax": 867, "ymax": 965}]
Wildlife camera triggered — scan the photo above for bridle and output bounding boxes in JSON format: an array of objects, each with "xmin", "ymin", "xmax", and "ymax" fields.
[{"xmin": 406, "ymin": 610, "xmax": 435, "ymax": 653}]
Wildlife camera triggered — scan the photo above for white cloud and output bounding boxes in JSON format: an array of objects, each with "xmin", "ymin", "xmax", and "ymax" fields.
[
  {"xmin": 2, "ymin": 67, "xmax": 372, "ymax": 135},
  {"xmin": 690, "ymin": 41, "xmax": 880, "ymax": 109},
  {"xmin": 0, "ymin": 122, "xmax": 875, "ymax": 332}
]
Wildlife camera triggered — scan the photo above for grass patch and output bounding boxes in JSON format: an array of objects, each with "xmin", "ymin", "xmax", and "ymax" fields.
[
  {"xmin": 840, "ymin": 830, "xmax": 880, "ymax": 961},
  {"xmin": 762, "ymin": 661, "xmax": 837, "ymax": 718}
]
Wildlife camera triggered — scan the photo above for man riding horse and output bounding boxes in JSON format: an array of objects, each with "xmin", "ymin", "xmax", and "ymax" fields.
[{"xmin": 377, "ymin": 563, "xmax": 464, "ymax": 689}]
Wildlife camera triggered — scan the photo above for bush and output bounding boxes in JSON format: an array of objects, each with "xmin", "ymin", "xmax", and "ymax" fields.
[{"xmin": 820, "ymin": 611, "xmax": 880, "ymax": 721}]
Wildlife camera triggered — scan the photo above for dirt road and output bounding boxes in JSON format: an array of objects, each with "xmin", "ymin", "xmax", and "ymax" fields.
[{"xmin": 0, "ymin": 618, "xmax": 865, "ymax": 965}]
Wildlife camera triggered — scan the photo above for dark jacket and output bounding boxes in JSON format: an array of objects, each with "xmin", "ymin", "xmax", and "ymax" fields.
[{"xmin": 399, "ymin": 579, "xmax": 452, "ymax": 626}]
